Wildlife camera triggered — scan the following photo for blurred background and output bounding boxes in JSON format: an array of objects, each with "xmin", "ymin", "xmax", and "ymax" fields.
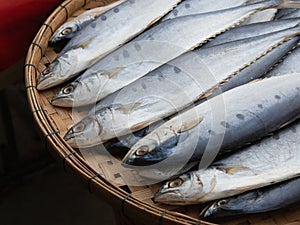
[{"xmin": 0, "ymin": 1, "xmax": 116, "ymax": 224}]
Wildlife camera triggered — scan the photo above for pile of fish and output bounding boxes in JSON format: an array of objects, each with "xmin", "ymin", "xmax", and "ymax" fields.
[{"xmin": 40, "ymin": 0, "xmax": 300, "ymax": 221}]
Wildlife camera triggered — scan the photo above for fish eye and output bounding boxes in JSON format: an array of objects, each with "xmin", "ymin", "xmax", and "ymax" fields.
[
  {"xmin": 61, "ymin": 27, "xmax": 72, "ymax": 35},
  {"xmin": 217, "ymin": 200, "xmax": 227, "ymax": 206},
  {"xmin": 63, "ymin": 85, "xmax": 75, "ymax": 94},
  {"xmin": 168, "ymin": 178, "xmax": 184, "ymax": 188},
  {"xmin": 73, "ymin": 122, "xmax": 85, "ymax": 133},
  {"xmin": 135, "ymin": 146, "xmax": 149, "ymax": 156}
]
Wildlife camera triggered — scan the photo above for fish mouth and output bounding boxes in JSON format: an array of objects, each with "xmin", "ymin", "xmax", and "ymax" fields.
[
  {"xmin": 37, "ymin": 61, "xmax": 63, "ymax": 90},
  {"xmin": 154, "ymin": 191, "xmax": 185, "ymax": 205},
  {"xmin": 37, "ymin": 73, "xmax": 54, "ymax": 90},
  {"xmin": 199, "ymin": 201, "xmax": 219, "ymax": 219},
  {"xmin": 122, "ymin": 148, "xmax": 170, "ymax": 167},
  {"xmin": 51, "ymin": 94, "xmax": 74, "ymax": 107},
  {"xmin": 63, "ymin": 131, "xmax": 78, "ymax": 147}
]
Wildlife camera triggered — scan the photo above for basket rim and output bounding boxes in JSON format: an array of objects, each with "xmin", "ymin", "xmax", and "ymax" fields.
[{"xmin": 24, "ymin": 0, "xmax": 215, "ymax": 224}]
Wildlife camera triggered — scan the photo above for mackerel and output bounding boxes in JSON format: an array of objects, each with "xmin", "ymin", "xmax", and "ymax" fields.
[
  {"xmin": 39, "ymin": 0, "xmax": 300, "ymax": 91},
  {"xmin": 61, "ymin": 26, "xmax": 300, "ymax": 148},
  {"xmin": 122, "ymin": 74, "xmax": 300, "ymax": 169},
  {"xmin": 36, "ymin": 0, "xmax": 182, "ymax": 90},
  {"xmin": 51, "ymin": 0, "xmax": 250, "ymax": 44},
  {"xmin": 50, "ymin": 1, "xmax": 126, "ymax": 43},
  {"xmin": 202, "ymin": 176, "xmax": 300, "ymax": 220},
  {"xmin": 52, "ymin": 18, "xmax": 300, "ymax": 107},
  {"xmin": 204, "ymin": 17, "xmax": 300, "ymax": 48},
  {"xmin": 154, "ymin": 118, "xmax": 300, "ymax": 205},
  {"xmin": 51, "ymin": 1, "xmax": 300, "ymax": 108}
]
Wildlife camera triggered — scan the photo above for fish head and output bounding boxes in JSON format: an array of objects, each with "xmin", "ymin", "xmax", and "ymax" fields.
[
  {"xmin": 201, "ymin": 191, "xmax": 259, "ymax": 220},
  {"xmin": 51, "ymin": 68, "xmax": 125, "ymax": 107},
  {"xmin": 37, "ymin": 57, "xmax": 73, "ymax": 90},
  {"xmin": 51, "ymin": 80, "xmax": 79, "ymax": 107},
  {"xmin": 50, "ymin": 22, "xmax": 79, "ymax": 43},
  {"xmin": 64, "ymin": 115, "xmax": 102, "ymax": 148},
  {"xmin": 122, "ymin": 116, "xmax": 203, "ymax": 166},
  {"xmin": 155, "ymin": 169, "xmax": 219, "ymax": 205},
  {"xmin": 201, "ymin": 200, "xmax": 232, "ymax": 220},
  {"xmin": 154, "ymin": 172, "xmax": 207, "ymax": 205},
  {"xmin": 122, "ymin": 128, "xmax": 181, "ymax": 166}
]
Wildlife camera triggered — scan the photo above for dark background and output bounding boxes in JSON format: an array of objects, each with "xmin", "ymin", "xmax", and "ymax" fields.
[{"xmin": 0, "ymin": 78, "xmax": 116, "ymax": 225}]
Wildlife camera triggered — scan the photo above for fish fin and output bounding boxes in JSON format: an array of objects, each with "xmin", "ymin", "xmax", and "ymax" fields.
[
  {"xmin": 178, "ymin": 117, "xmax": 204, "ymax": 133},
  {"xmin": 277, "ymin": 0, "xmax": 300, "ymax": 8},
  {"xmin": 130, "ymin": 121, "xmax": 151, "ymax": 131},
  {"xmin": 76, "ymin": 37, "xmax": 94, "ymax": 49},
  {"xmin": 118, "ymin": 102, "xmax": 142, "ymax": 114},
  {"xmin": 107, "ymin": 67, "xmax": 125, "ymax": 79},
  {"xmin": 216, "ymin": 165, "xmax": 250, "ymax": 175}
]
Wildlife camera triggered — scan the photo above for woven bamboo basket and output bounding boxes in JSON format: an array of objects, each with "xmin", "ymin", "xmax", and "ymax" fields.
[{"xmin": 25, "ymin": 0, "xmax": 300, "ymax": 224}]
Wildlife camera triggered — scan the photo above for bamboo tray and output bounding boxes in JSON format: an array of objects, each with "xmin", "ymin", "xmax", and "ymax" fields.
[{"xmin": 25, "ymin": 0, "xmax": 300, "ymax": 224}]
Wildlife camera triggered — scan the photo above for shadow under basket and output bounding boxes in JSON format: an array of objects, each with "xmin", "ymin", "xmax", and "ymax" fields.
[{"xmin": 24, "ymin": 0, "xmax": 300, "ymax": 224}]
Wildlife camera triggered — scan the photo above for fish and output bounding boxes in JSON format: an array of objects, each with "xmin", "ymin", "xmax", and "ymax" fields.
[
  {"xmin": 266, "ymin": 44, "xmax": 300, "ymax": 77},
  {"xmin": 51, "ymin": 0, "xmax": 250, "ymax": 45},
  {"xmin": 154, "ymin": 118, "xmax": 300, "ymax": 205},
  {"xmin": 201, "ymin": 176, "xmax": 300, "ymax": 220},
  {"xmin": 52, "ymin": 1, "xmax": 300, "ymax": 106},
  {"xmin": 50, "ymin": 0, "xmax": 126, "ymax": 43},
  {"xmin": 36, "ymin": 0, "xmax": 182, "ymax": 90},
  {"xmin": 61, "ymin": 25, "xmax": 300, "ymax": 150},
  {"xmin": 122, "ymin": 73, "xmax": 300, "ymax": 169},
  {"xmin": 52, "ymin": 18, "xmax": 300, "ymax": 107},
  {"xmin": 204, "ymin": 17, "xmax": 300, "ymax": 48}
]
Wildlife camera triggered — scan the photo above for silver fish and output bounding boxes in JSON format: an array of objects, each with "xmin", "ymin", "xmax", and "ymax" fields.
[
  {"xmin": 52, "ymin": 0, "xmax": 299, "ymax": 106},
  {"xmin": 204, "ymin": 17, "xmax": 300, "ymax": 48},
  {"xmin": 201, "ymin": 176, "xmax": 300, "ymax": 220},
  {"xmin": 122, "ymin": 73, "xmax": 300, "ymax": 169},
  {"xmin": 154, "ymin": 117, "xmax": 300, "ymax": 205},
  {"xmin": 50, "ymin": 1, "xmax": 126, "ymax": 43},
  {"xmin": 37, "ymin": 0, "xmax": 182, "ymax": 90},
  {"xmin": 61, "ymin": 25, "xmax": 300, "ymax": 148},
  {"xmin": 266, "ymin": 44, "xmax": 300, "ymax": 77}
]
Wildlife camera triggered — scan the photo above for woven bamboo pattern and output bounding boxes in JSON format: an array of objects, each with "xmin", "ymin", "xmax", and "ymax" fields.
[{"xmin": 25, "ymin": 0, "xmax": 300, "ymax": 224}]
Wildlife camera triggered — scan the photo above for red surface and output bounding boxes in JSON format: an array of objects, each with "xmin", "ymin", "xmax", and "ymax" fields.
[{"xmin": 0, "ymin": 0, "xmax": 62, "ymax": 71}]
